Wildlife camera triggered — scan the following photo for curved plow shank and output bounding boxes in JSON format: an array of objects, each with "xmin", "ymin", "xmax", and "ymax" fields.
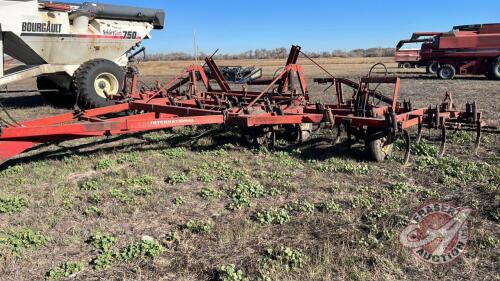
[
  {"xmin": 439, "ymin": 125, "xmax": 447, "ymax": 158},
  {"xmin": 402, "ymin": 130, "xmax": 411, "ymax": 165},
  {"xmin": 474, "ymin": 121, "xmax": 482, "ymax": 155}
]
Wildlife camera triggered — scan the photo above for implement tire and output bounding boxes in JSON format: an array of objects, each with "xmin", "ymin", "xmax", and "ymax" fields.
[{"xmin": 74, "ymin": 59, "xmax": 125, "ymax": 109}]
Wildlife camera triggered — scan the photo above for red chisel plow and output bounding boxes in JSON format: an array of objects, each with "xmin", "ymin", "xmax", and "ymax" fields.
[{"xmin": 0, "ymin": 46, "xmax": 483, "ymax": 166}]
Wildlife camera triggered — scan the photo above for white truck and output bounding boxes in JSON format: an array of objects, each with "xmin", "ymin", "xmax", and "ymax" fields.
[{"xmin": 0, "ymin": 0, "xmax": 164, "ymax": 108}]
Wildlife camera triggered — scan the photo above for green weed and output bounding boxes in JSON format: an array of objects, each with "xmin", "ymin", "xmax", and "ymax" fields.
[
  {"xmin": 351, "ymin": 196, "xmax": 374, "ymax": 209},
  {"xmin": 228, "ymin": 180, "xmax": 265, "ymax": 210},
  {"xmin": 109, "ymin": 188, "xmax": 133, "ymax": 203},
  {"xmin": 88, "ymin": 193, "xmax": 102, "ymax": 205},
  {"xmin": 0, "ymin": 197, "xmax": 28, "ymax": 214},
  {"xmin": 314, "ymin": 158, "xmax": 369, "ymax": 175},
  {"xmin": 200, "ymin": 187, "xmax": 225, "ymax": 200},
  {"xmin": 262, "ymin": 247, "xmax": 308, "ymax": 271},
  {"xmin": 167, "ymin": 174, "xmax": 189, "ymax": 185},
  {"xmin": 165, "ymin": 231, "xmax": 181, "ymax": 243},
  {"xmin": 411, "ymin": 141, "xmax": 438, "ymax": 157},
  {"xmin": 0, "ymin": 229, "xmax": 48, "ymax": 255},
  {"xmin": 89, "ymin": 232, "xmax": 117, "ymax": 252},
  {"xmin": 125, "ymin": 175, "xmax": 155, "ymax": 187},
  {"xmin": 174, "ymin": 196, "xmax": 186, "ymax": 206},
  {"xmin": 218, "ymin": 264, "xmax": 248, "ymax": 281},
  {"xmin": 285, "ymin": 200, "xmax": 315, "ymax": 214},
  {"xmin": 318, "ymin": 199, "xmax": 343, "ymax": 214},
  {"xmin": 198, "ymin": 172, "xmax": 216, "ymax": 183},
  {"xmin": 116, "ymin": 152, "xmax": 141, "ymax": 164},
  {"xmin": 118, "ymin": 239, "xmax": 163, "ymax": 262},
  {"xmin": 84, "ymin": 206, "xmax": 101, "ymax": 217},
  {"xmin": 93, "ymin": 251, "xmax": 115, "ymax": 270},
  {"xmin": 162, "ymin": 147, "xmax": 187, "ymax": 159},
  {"xmin": 256, "ymin": 208, "xmax": 291, "ymax": 225},
  {"xmin": 95, "ymin": 158, "xmax": 115, "ymax": 170},
  {"xmin": 47, "ymin": 262, "xmax": 85, "ymax": 279},
  {"xmin": 80, "ymin": 178, "xmax": 101, "ymax": 191},
  {"xmin": 184, "ymin": 219, "xmax": 214, "ymax": 233},
  {"xmin": 449, "ymin": 130, "xmax": 475, "ymax": 145},
  {"xmin": 0, "ymin": 165, "xmax": 24, "ymax": 177},
  {"xmin": 273, "ymin": 151, "xmax": 303, "ymax": 169},
  {"xmin": 63, "ymin": 199, "xmax": 73, "ymax": 210}
]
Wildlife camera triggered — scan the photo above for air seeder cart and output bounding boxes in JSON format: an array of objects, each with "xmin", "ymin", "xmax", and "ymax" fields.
[{"xmin": 0, "ymin": 0, "xmax": 164, "ymax": 108}]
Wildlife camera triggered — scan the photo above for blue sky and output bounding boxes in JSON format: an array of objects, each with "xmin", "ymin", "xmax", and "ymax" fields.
[{"xmin": 84, "ymin": 0, "xmax": 498, "ymax": 54}]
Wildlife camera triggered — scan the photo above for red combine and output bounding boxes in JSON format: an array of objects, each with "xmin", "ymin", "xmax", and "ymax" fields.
[{"xmin": 398, "ymin": 23, "xmax": 500, "ymax": 80}]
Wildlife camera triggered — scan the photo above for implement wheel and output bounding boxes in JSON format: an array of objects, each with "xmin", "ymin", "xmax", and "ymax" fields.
[
  {"xmin": 74, "ymin": 59, "xmax": 125, "ymax": 109},
  {"xmin": 365, "ymin": 128, "xmax": 393, "ymax": 162},
  {"xmin": 37, "ymin": 77, "xmax": 76, "ymax": 108}
]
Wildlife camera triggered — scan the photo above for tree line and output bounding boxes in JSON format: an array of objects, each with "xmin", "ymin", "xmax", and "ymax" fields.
[{"xmin": 144, "ymin": 47, "xmax": 395, "ymax": 61}]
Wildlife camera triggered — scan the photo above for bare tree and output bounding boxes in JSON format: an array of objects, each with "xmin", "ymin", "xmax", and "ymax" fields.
[{"xmin": 145, "ymin": 47, "xmax": 395, "ymax": 61}]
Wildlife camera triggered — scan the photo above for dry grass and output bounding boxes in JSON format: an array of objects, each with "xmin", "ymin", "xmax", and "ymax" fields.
[
  {"xmin": 137, "ymin": 57, "xmax": 396, "ymax": 77},
  {"xmin": 0, "ymin": 61, "xmax": 498, "ymax": 281}
]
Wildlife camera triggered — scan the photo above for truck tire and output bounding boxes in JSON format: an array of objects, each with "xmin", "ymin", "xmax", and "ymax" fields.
[
  {"xmin": 426, "ymin": 62, "xmax": 439, "ymax": 74},
  {"xmin": 438, "ymin": 64, "xmax": 456, "ymax": 80},
  {"xmin": 490, "ymin": 60, "xmax": 500, "ymax": 80},
  {"xmin": 74, "ymin": 59, "xmax": 125, "ymax": 109},
  {"xmin": 402, "ymin": 63, "xmax": 412, "ymax": 69},
  {"xmin": 37, "ymin": 77, "xmax": 76, "ymax": 108}
]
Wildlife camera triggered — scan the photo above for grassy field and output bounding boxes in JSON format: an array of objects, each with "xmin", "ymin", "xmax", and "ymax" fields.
[{"xmin": 0, "ymin": 58, "xmax": 498, "ymax": 280}]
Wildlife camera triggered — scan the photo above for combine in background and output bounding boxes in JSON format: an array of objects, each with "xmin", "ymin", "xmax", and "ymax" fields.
[
  {"xmin": 395, "ymin": 34, "xmax": 436, "ymax": 70},
  {"xmin": 397, "ymin": 23, "xmax": 500, "ymax": 80},
  {"xmin": 0, "ymin": 0, "xmax": 165, "ymax": 108}
]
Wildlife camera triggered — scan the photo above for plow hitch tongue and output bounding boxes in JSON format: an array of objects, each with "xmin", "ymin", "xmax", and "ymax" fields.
[{"xmin": 0, "ymin": 46, "xmax": 486, "ymax": 166}]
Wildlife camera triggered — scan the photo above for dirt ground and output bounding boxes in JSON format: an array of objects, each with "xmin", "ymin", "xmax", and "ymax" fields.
[{"xmin": 0, "ymin": 58, "xmax": 498, "ymax": 281}]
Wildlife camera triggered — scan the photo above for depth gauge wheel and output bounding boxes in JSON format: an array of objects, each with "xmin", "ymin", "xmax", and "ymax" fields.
[
  {"xmin": 74, "ymin": 59, "xmax": 125, "ymax": 109},
  {"xmin": 365, "ymin": 128, "xmax": 393, "ymax": 162},
  {"xmin": 37, "ymin": 77, "xmax": 76, "ymax": 108}
]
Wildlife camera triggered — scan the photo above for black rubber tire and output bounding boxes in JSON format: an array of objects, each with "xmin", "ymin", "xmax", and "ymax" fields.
[
  {"xmin": 489, "ymin": 59, "xmax": 500, "ymax": 80},
  {"xmin": 402, "ymin": 63, "xmax": 412, "ymax": 69},
  {"xmin": 74, "ymin": 59, "xmax": 125, "ymax": 109},
  {"xmin": 438, "ymin": 64, "xmax": 456, "ymax": 80},
  {"xmin": 365, "ymin": 128, "xmax": 393, "ymax": 162},
  {"xmin": 426, "ymin": 62, "xmax": 439, "ymax": 74},
  {"xmin": 37, "ymin": 77, "xmax": 76, "ymax": 108}
]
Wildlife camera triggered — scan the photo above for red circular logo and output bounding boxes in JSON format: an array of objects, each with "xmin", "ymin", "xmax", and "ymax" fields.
[{"xmin": 399, "ymin": 203, "xmax": 471, "ymax": 264}]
